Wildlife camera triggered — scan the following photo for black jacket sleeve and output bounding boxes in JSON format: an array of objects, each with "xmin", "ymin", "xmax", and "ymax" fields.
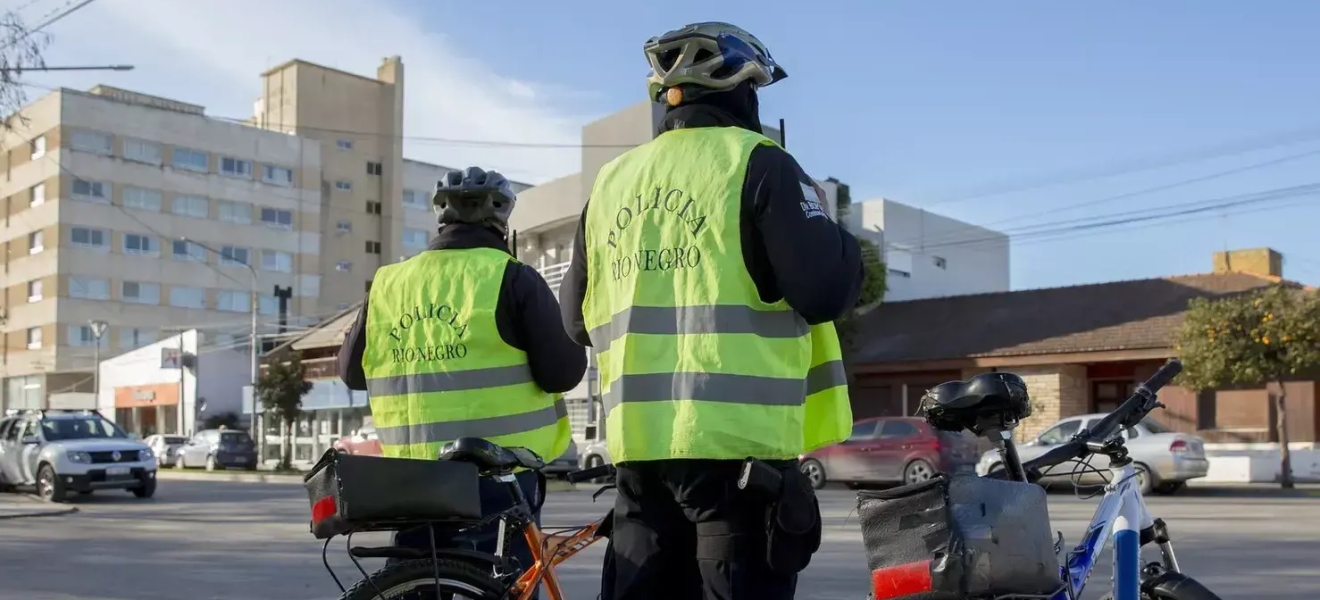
[
  {"xmin": 557, "ymin": 203, "xmax": 592, "ymax": 347},
  {"xmin": 337, "ymin": 303, "xmax": 368, "ymax": 391},
  {"xmin": 501, "ymin": 262, "xmax": 588, "ymax": 393},
  {"xmin": 744, "ymin": 145, "xmax": 864, "ymax": 324}
]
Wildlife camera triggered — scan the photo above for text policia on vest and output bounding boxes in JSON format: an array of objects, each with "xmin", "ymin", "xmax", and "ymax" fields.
[
  {"xmin": 385, "ymin": 302, "xmax": 470, "ymax": 364},
  {"xmin": 605, "ymin": 185, "xmax": 709, "ymax": 281}
]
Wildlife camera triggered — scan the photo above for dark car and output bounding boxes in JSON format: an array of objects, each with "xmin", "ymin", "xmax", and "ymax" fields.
[
  {"xmin": 798, "ymin": 417, "xmax": 978, "ymax": 489},
  {"xmin": 176, "ymin": 429, "xmax": 258, "ymax": 471}
]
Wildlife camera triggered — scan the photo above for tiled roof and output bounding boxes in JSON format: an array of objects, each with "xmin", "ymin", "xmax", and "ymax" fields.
[{"xmin": 850, "ymin": 272, "xmax": 1295, "ymax": 364}]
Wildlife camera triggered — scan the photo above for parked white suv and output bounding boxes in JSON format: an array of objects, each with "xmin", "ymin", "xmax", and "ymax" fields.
[{"xmin": 0, "ymin": 411, "xmax": 157, "ymax": 503}]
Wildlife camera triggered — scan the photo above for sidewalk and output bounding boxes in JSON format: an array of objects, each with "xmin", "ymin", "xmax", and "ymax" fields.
[
  {"xmin": 155, "ymin": 468, "xmax": 577, "ymax": 492},
  {"xmin": 1184, "ymin": 480, "xmax": 1320, "ymax": 497},
  {"xmin": 0, "ymin": 493, "xmax": 79, "ymax": 520}
]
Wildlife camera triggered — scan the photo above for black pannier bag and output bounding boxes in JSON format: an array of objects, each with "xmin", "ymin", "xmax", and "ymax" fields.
[
  {"xmin": 303, "ymin": 448, "xmax": 484, "ymax": 539},
  {"xmin": 858, "ymin": 473, "xmax": 1062, "ymax": 600}
]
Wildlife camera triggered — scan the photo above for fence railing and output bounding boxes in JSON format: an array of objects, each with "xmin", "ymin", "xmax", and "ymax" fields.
[{"xmin": 539, "ymin": 260, "xmax": 571, "ymax": 293}]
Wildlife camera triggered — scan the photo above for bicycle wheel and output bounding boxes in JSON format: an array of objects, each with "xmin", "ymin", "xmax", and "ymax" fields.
[{"xmin": 340, "ymin": 558, "xmax": 507, "ymax": 600}]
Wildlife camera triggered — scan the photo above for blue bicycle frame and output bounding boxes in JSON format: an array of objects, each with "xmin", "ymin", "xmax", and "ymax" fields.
[{"xmin": 1050, "ymin": 461, "xmax": 1180, "ymax": 600}]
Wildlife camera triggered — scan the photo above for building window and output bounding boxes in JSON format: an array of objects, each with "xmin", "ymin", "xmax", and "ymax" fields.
[
  {"xmin": 217, "ymin": 290, "xmax": 250, "ymax": 313},
  {"xmin": 70, "ymin": 130, "xmax": 112, "ymax": 155},
  {"xmin": 262, "ymin": 164, "xmax": 294, "ymax": 186},
  {"xmin": 30, "ymin": 183, "xmax": 45, "ymax": 206},
  {"xmin": 258, "ymin": 294, "xmax": 279, "ymax": 316},
  {"xmin": 30, "ymin": 136, "xmax": 45, "ymax": 159},
  {"xmin": 26, "ymin": 327, "xmax": 42, "ymax": 350},
  {"xmin": 121, "ymin": 281, "xmax": 161, "ymax": 305},
  {"xmin": 171, "ymin": 240, "xmax": 206, "ymax": 262},
  {"xmin": 335, "ymin": 260, "xmax": 351, "ymax": 272},
  {"xmin": 28, "ymin": 230, "xmax": 44, "ymax": 254},
  {"xmin": 70, "ymin": 226, "xmax": 107, "ymax": 249},
  {"xmin": 123, "ymin": 233, "xmax": 160, "ymax": 256},
  {"xmin": 365, "ymin": 201, "xmax": 381, "ymax": 215},
  {"xmin": 336, "ymin": 139, "xmax": 353, "ymax": 151},
  {"xmin": 69, "ymin": 276, "xmax": 110, "ymax": 300},
  {"xmin": 69, "ymin": 325, "xmax": 109, "ymax": 348},
  {"xmin": 336, "ymin": 220, "xmax": 352, "ymax": 233},
  {"xmin": 933, "ymin": 256, "xmax": 947, "ymax": 269},
  {"xmin": 71, "ymin": 178, "xmax": 109, "ymax": 203},
  {"xmin": 120, "ymin": 328, "xmax": 157, "ymax": 350},
  {"xmin": 172, "ymin": 147, "xmax": 209, "ymax": 172},
  {"xmin": 123, "ymin": 187, "xmax": 163, "ymax": 212},
  {"xmin": 168, "ymin": 286, "xmax": 206, "ymax": 309},
  {"xmin": 366, "ymin": 161, "xmax": 382, "ymax": 176},
  {"xmin": 220, "ymin": 245, "xmax": 250, "ymax": 267},
  {"xmin": 218, "ymin": 200, "xmax": 251, "ymax": 223},
  {"xmin": 27, "ymin": 280, "xmax": 42, "ymax": 302},
  {"xmin": 261, "ymin": 249, "xmax": 293, "ymax": 272},
  {"xmin": 220, "ymin": 157, "xmax": 253, "ymax": 179},
  {"xmin": 402, "ymin": 228, "xmax": 429, "ymax": 248},
  {"xmin": 402, "ymin": 189, "xmax": 429, "ymax": 209},
  {"xmin": 259, "ymin": 207, "xmax": 293, "ymax": 229},
  {"xmin": 365, "ymin": 240, "xmax": 381, "ymax": 254},
  {"xmin": 123, "ymin": 139, "xmax": 163, "ymax": 165},
  {"xmin": 335, "ymin": 180, "xmax": 353, "ymax": 191},
  {"xmin": 171, "ymin": 195, "xmax": 209, "ymax": 218}
]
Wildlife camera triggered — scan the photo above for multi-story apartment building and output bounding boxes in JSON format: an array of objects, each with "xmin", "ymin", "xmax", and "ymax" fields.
[
  {"xmin": 0, "ymin": 85, "xmax": 324, "ymax": 410},
  {"xmin": 1, "ymin": 56, "xmax": 530, "ymax": 413}
]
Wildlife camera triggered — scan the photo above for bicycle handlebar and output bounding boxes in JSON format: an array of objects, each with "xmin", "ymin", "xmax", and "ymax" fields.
[
  {"xmin": 999, "ymin": 359, "xmax": 1183, "ymax": 482},
  {"xmin": 566, "ymin": 463, "xmax": 616, "ymax": 484}
]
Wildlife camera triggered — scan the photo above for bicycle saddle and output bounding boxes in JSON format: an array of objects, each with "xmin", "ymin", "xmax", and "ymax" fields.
[
  {"xmin": 918, "ymin": 372, "xmax": 1032, "ymax": 434},
  {"xmin": 438, "ymin": 437, "xmax": 545, "ymax": 473}
]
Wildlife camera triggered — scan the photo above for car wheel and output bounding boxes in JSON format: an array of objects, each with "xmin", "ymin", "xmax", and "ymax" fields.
[
  {"xmin": 133, "ymin": 478, "xmax": 156, "ymax": 499},
  {"xmin": 205, "ymin": 454, "xmax": 217, "ymax": 471},
  {"xmin": 799, "ymin": 459, "xmax": 827, "ymax": 490},
  {"xmin": 903, "ymin": 459, "xmax": 936, "ymax": 485},
  {"xmin": 1134, "ymin": 463, "xmax": 1156, "ymax": 495},
  {"xmin": 36, "ymin": 464, "xmax": 67, "ymax": 503}
]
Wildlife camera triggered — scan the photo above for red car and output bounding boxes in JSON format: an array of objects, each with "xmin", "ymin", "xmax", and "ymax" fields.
[
  {"xmin": 798, "ymin": 417, "xmax": 979, "ymax": 489},
  {"xmin": 333, "ymin": 423, "xmax": 381, "ymax": 456}
]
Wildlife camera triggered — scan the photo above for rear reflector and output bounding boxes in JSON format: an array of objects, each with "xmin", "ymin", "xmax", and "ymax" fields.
[{"xmin": 871, "ymin": 560, "xmax": 934, "ymax": 599}]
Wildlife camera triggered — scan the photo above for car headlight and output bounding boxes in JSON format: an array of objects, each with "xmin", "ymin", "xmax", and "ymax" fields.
[
  {"xmin": 67, "ymin": 451, "xmax": 92, "ymax": 463},
  {"xmin": 139, "ymin": 448, "xmax": 154, "ymax": 461}
]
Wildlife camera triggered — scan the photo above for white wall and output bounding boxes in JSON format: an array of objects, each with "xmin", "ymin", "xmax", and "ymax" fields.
[
  {"xmin": 96, "ymin": 329, "xmax": 247, "ymax": 433},
  {"xmin": 846, "ymin": 199, "xmax": 1010, "ymax": 302}
]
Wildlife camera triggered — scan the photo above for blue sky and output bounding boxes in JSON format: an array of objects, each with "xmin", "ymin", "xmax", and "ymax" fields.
[{"xmin": 23, "ymin": 0, "xmax": 1320, "ymax": 290}]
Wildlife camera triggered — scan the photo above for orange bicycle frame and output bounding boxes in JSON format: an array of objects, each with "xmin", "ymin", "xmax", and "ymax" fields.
[{"xmin": 506, "ymin": 515, "xmax": 609, "ymax": 600}]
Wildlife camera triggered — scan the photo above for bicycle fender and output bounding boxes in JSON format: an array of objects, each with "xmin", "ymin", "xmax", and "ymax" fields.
[{"xmin": 1143, "ymin": 571, "xmax": 1224, "ymax": 600}]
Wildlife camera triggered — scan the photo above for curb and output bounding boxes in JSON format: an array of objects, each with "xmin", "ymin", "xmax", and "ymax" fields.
[
  {"xmin": 155, "ymin": 470, "xmax": 579, "ymax": 492},
  {"xmin": 0, "ymin": 494, "xmax": 80, "ymax": 520}
]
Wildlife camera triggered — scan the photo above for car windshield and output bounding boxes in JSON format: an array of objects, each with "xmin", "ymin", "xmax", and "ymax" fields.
[
  {"xmin": 41, "ymin": 417, "xmax": 127, "ymax": 440},
  {"xmin": 220, "ymin": 431, "xmax": 253, "ymax": 443},
  {"xmin": 1141, "ymin": 418, "xmax": 1170, "ymax": 434}
]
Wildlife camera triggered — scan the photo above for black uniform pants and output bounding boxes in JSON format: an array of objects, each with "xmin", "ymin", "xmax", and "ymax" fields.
[
  {"xmin": 394, "ymin": 470, "xmax": 543, "ymax": 599},
  {"xmin": 609, "ymin": 459, "xmax": 799, "ymax": 600}
]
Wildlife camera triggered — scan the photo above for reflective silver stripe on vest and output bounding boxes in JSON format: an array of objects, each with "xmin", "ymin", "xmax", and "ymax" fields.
[
  {"xmin": 366, "ymin": 364, "xmax": 536, "ymax": 397},
  {"xmin": 376, "ymin": 398, "xmax": 568, "ymax": 446},
  {"xmin": 587, "ymin": 305, "xmax": 808, "ymax": 353},
  {"xmin": 807, "ymin": 360, "xmax": 848, "ymax": 395},
  {"xmin": 601, "ymin": 361, "xmax": 848, "ymax": 412}
]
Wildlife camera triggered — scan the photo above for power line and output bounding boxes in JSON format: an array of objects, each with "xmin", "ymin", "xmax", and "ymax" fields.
[{"xmin": 0, "ymin": 0, "xmax": 96, "ymax": 51}]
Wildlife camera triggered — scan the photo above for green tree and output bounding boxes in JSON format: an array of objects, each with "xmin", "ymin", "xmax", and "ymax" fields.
[
  {"xmin": 1174, "ymin": 285, "xmax": 1320, "ymax": 489},
  {"xmin": 255, "ymin": 352, "xmax": 313, "ymax": 470},
  {"xmin": 837, "ymin": 237, "xmax": 888, "ymax": 382}
]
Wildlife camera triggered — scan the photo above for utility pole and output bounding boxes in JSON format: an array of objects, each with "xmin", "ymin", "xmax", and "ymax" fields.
[
  {"xmin": 89, "ymin": 320, "xmax": 108, "ymax": 400},
  {"xmin": 273, "ymin": 285, "xmax": 294, "ymax": 338}
]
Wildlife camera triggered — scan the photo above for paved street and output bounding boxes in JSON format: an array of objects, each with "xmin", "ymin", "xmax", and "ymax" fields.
[{"xmin": 0, "ymin": 480, "xmax": 1316, "ymax": 599}]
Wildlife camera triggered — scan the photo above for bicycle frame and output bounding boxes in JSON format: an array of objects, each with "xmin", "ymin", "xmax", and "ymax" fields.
[
  {"xmin": 494, "ymin": 474, "xmax": 611, "ymax": 600},
  {"xmin": 1051, "ymin": 460, "xmax": 1176, "ymax": 600}
]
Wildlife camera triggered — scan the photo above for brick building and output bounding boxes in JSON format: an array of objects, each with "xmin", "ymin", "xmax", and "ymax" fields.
[{"xmin": 846, "ymin": 248, "xmax": 1319, "ymax": 449}]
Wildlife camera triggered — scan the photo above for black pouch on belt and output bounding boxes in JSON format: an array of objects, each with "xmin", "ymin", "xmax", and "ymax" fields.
[{"xmin": 738, "ymin": 457, "xmax": 823, "ymax": 573}]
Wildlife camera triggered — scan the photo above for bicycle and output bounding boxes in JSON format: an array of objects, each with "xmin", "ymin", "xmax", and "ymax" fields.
[
  {"xmin": 870, "ymin": 358, "xmax": 1222, "ymax": 600},
  {"xmin": 322, "ymin": 438, "xmax": 618, "ymax": 600}
]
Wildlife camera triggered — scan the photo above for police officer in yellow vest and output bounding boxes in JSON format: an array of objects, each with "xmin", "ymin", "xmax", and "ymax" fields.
[
  {"xmin": 338, "ymin": 167, "xmax": 585, "ymax": 589},
  {"xmin": 557, "ymin": 22, "xmax": 865, "ymax": 600}
]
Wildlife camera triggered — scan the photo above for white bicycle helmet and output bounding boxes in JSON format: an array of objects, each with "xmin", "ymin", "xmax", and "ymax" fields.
[{"xmin": 644, "ymin": 21, "xmax": 787, "ymax": 105}]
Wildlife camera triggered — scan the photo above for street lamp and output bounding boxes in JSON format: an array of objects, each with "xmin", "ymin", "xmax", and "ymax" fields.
[
  {"xmin": 89, "ymin": 319, "xmax": 108, "ymax": 396},
  {"xmin": 179, "ymin": 237, "xmax": 260, "ymax": 439}
]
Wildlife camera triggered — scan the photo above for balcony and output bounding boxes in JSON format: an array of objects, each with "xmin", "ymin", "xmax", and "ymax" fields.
[{"xmin": 539, "ymin": 260, "xmax": 571, "ymax": 294}]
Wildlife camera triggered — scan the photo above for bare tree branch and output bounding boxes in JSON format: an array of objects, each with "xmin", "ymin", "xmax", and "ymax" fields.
[{"xmin": 0, "ymin": 10, "xmax": 50, "ymax": 131}]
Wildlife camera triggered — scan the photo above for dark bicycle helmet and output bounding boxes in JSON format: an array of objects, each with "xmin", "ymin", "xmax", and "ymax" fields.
[
  {"xmin": 433, "ymin": 167, "xmax": 516, "ymax": 234},
  {"xmin": 644, "ymin": 21, "xmax": 787, "ymax": 106}
]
